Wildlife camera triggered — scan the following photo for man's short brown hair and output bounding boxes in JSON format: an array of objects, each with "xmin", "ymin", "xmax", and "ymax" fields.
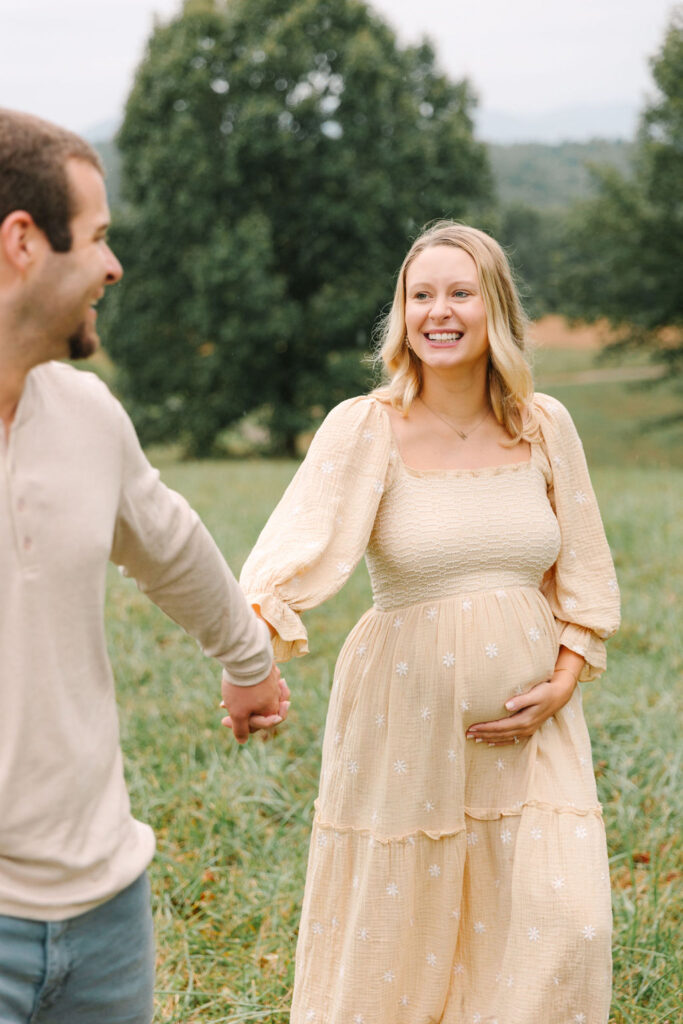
[{"xmin": 0, "ymin": 108, "xmax": 103, "ymax": 252}]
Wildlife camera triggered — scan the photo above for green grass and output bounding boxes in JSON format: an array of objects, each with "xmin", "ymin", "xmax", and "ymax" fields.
[{"xmin": 108, "ymin": 364, "xmax": 682, "ymax": 1023}]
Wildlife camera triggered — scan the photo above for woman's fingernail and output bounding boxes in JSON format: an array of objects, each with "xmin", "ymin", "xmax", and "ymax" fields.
[
  {"xmin": 505, "ymin": 701, "xmax": 515, "ymax": 710},
  {"xmin": 488, "ymin": 742, "xmax": 496, "ymax": 747},
  {"xmin": 475, "ymin": 738, "xmax": 483, "ymax": 743}
]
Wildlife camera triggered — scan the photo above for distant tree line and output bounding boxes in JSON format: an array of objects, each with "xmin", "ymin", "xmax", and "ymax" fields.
[{"xmin": 99, "ymin": 0, "xmax": 682, "ymax": 455}]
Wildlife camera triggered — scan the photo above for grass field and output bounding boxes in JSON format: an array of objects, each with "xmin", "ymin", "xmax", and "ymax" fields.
[{"xmin": 108, "ymin": 348, "xmax": 681, "ymax": 1023}]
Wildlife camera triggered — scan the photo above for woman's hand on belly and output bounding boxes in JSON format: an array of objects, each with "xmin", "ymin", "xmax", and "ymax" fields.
[{"xmin": 465, "ymin": 646, "xmax": 584, "ymax": 746}]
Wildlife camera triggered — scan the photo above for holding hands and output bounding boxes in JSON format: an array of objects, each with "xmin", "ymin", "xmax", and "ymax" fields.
[{"xmin": 221, "ymin": 662, "xmax": 290, "ymax": 744}]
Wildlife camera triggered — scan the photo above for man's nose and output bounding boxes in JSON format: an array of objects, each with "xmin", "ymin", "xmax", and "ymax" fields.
[{"xmin": 105, "ymin": 245, "xmax": 123, "ymax": 284}]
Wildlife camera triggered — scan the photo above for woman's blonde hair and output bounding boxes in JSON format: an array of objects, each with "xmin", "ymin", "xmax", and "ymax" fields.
[{"xmin": 373, "ymin": 221, "xmax": 539, "ymax": 443}]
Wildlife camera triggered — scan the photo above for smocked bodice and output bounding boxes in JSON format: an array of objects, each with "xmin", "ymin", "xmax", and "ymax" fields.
[{"xmin": 366, "ymin": 447, "xmax": 561, "ymax": 610}]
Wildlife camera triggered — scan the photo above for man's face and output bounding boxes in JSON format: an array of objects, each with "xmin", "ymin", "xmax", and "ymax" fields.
[{"xmin": 37, "ymin": 158, "xmax": 122, "ymax": 360}]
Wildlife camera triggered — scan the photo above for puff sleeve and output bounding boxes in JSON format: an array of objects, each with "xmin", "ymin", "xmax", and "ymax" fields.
[
  {"xmin": 534, "ymin": 393, "xmax": 620, "ymax": 680},
  {"xmin": 240, "ymin": 397, "xmax": 393, "ymax": 661}
]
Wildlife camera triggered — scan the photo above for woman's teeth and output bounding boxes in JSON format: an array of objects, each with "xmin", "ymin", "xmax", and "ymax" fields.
[{"xmin": 426, "ymin": 332, "xmax": 462, "ymax": 342}]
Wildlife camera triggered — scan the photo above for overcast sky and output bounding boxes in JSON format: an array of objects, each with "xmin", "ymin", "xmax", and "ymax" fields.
[{"xmin": 0, "ymin": 0, "xmax": 676, "ymax": 140}]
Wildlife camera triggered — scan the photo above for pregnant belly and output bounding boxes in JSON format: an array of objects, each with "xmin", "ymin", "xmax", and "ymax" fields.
[{"xmin": 332, "ymin": 586, "xmax": 560, "ymax": 729}]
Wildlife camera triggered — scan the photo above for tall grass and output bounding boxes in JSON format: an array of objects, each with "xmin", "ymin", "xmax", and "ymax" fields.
[{"xmin": 110, "ymin": 353, "xmax": 681, "ymax": 1022}]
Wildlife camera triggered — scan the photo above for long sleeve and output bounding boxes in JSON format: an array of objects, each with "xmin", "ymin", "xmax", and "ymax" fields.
[
  {"xmin": 240, "ymin": 397, "xmax": 393, "ymax": 661},
  {"xmin": 535, "ymin": 393, "xmax": 620, "ymax": 680},
  {"xmin": 109, "ymin": 399, "xmax": 272, "ymax": 686}
]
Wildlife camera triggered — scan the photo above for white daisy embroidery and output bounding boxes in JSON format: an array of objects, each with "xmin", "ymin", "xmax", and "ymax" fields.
[
  {"xmin": 495, "ymin": 757, "xmax": 506, "ymax": 772},
  {"xmin": 336, "ymin": 560, "xmax": 352, "ymax": 575},
  {"xmin": 460, "ymin": 698, "xmax": 471, "ymax": 711},
  {"xmin": 362, "ymin": 429, "xmax": 374, "ymax": 442},
  {"xmin": 425, "ymin": 606, "xmax": 437, "ymax": 621},
  {"xmin": 352, "ymin": 875, "xmax": 359, "ymax": 890},
  {"xmin": 395, "ymin": 661, "xmax": 408, "ymax": 677},
  {"xmin": 383, "ymin": 969, "xmax": 396, "ymax": 982},
  {"xmin": 530, "ymin": 826, "xmax": 543, "ymax": 840},
  {"xmin": 442, "ymin": 651, "xmax": 455, "ymax": 667},
  {"xmin": 500, "ymin": 828, "xmax": 513, "ymax": 845},
  {"xmin": 373, "ymin": 480, "xmax": 384, "ymax": 494},
  {"xmin": 305, "ymin": 1011, "xmax": 316, "ymax": 1022},
  {"xmin": 573, "ymin": 1014, "xmax": 587, "ymax": 1023},
  {"xmin": 357, "ymin": 927, "xmax": 369, "ymax": 941},
  {"xmin": 386, "ymin": 882, "xmax": 399, "ymax": 897},
  {"xmin": 317, "ymin": 832, "xmax": 328, "ymax": 848},
  {"xmin": 574, "ymin": 490, "xmax": 588, "ymax": 504},
  {"xmin": 473, "ymin": 921, "xmax": 486, "ymax": 934},
  {"xmin": 398, "ymin": 995, "xmax": 409, "ymax": 1006},
  {"xmin": 563, "ymin": 597, "xmax": 578, "ymax": 611},
  {"xmin": 575, "ymin": 825, "xmax": 588, "ymax": 839},
  {"xmin": 569, "ymin": 548, "xmax": 577, "ymax": 559},
  {"xmin": 553, "ymin": 455, "xmax": 565, "ymax": 468},
  {"xmin": 581, "ymin": 924, "xmax": 596, "ymax": 941},
  {"xmin": 462, "ymin": 598, "xmax": 473, "ymax": 611},
  {"xmin": 506, "ymin": 975, "xmax": 514, "ymax": 988},
  {"xmin": 428, "ymin": 863, "xmax": 441, "ymax": 878},
  {"xmin": 420, "ymin": 706, "xmax": 431, "ymax": 721},
  {"xmin": 453, "ymin": 962, "xmax": 465, "ymax": 974},
  {"xmin": 353, "ymin": 1015, "xmax": 364, "ymax": 1024},
  {"xmin": 485, "ymin": 642, "xmax": 499, "ymax": 659},
  {"xmin": 312, "ymin": 921, "xmax": 323, "ymax": 935},
  {"xmin": 447, "ymin": 749, "xmax": 457, "ymax": 762},
  {"xmin": 375, "ymin": 713, "xmax": 386, "ymax": 727},
  {"xmin": 528, "ymin": 926, "xmax": 541, "ymax": 942},
  {"xmin": 496, "ymin": 589, "xmax": 507, "ymax": 598},
  {"xmin": 608, "ymin": 578, "xmax": 619, "ymax": 593},
  {"xmin": 551, "ymin": 876, "xmax": 565, "ymax": 891},
  {"xmin": 331, "ymin": 916, "xmax": 339, "ymax": 930},
  {"xmin": 424, "ymin": 800, "xmax": 435, "ymax": 812},
  {"xmin": 466, "ymin": 831, "xmax": 479, "ymax": 846},
  {"xmin": 321, "ymin": 460, "xmax": 335, "ymax": 474},
  {"xmin": 426, "ymin": 952, "xmax": 437, "ymax": 966},
  {"xmin": 473, "ymin": 1014, "xmax": 483, "ymax": 1024},
  {"xmin": 333, "ymin": 730, "xmax": 342, "ymax": 745},
  {"xmin": 451, "ymin": 908, "xmax": 460, "ymax": 919},
  {"xmin": 356, "ymin": 644, "xmax": 367, "ymax": 658},
  {"xmin": 392, "ymin": 615, "xmax": 403, "ymax": 629},
  {"xmin": 393, "ymin": 759, "xmax": 407, "ymax": 775},
  {"xmin": 528, "ymin": 627, "xmax": 541, "ymax": 642},
  {"xmin": 347, "ymin": 760, "xmax": 359, "ymax": 774}
]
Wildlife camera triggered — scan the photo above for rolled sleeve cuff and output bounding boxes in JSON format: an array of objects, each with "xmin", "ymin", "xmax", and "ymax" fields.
[
  {"xmin": 557, "ymin": 621, "xmax": 607, "ymax": 682},
  {"xmin": 247, "ymin": 593, "xmax": 309, "ymax": 662}
]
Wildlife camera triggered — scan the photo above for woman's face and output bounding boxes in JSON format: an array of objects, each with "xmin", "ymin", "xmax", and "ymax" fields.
[{"xmin": 404, "ymin": 245, "xmax": 489, "ymax": 377}]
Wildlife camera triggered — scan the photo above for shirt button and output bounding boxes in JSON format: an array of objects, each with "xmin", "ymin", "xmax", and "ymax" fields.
[{"xmin": 23, "ymin": 536, "xmax": 32, "ymax": 551}]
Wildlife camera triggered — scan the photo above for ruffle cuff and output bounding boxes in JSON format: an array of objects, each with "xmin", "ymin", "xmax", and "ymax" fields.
[
  {"xmin": 247, "ymin": 592, "xmax": 309, "ymax": 662},
  {"xmin": 557, "ymin": 621, "xmax": 607, "ymax": 682}
]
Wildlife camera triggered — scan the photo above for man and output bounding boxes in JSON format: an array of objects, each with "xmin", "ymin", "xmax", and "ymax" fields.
[{"xmin": 0, "ymin": 109, "xmax": 287, "ymax": 1024}]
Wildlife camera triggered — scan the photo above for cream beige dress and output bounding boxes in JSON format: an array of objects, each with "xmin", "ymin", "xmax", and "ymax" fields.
[{"xmin": 241, "ymin": 393, "xmax": 621, "ymax": 1024}]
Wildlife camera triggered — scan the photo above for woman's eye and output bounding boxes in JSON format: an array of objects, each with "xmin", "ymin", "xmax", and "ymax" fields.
[{"xmin": 454, "ymin": 290, "xmax": 469, "ymax": 299}]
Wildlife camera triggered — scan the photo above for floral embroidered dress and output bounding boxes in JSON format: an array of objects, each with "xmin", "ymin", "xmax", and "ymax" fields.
[{"xmin": 240, "ymin": 393, "xmax": 620, "ymax": 1024}]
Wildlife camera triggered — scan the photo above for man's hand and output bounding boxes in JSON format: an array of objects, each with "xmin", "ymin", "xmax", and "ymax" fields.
[{"xmin": 220, "ymin": 663, "xmax": 290, "ymax": 744}]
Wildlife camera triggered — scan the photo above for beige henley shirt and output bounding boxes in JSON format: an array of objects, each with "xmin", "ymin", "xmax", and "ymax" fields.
[{"xmin": 0, "ymin": 361, "xmax": 272, "ymax": 921}]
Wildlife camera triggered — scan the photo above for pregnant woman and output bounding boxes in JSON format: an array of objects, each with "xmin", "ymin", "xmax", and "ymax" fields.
[{"xmin": 237, "ymin": 221, "xmax": 620, "ymax": 1023}]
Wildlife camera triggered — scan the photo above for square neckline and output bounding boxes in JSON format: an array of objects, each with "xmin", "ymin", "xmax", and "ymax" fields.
[{"xmin": 370, "ymin": 397, "xmax": 536, "ymax": 478}]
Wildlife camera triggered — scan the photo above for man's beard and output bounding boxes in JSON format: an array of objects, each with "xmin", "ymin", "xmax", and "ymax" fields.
[{"xmin": 68, "ymin": 323, "xmax": 98, "ymax": 361}]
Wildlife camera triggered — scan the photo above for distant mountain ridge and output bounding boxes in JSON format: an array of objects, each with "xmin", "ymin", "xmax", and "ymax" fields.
[
  {"xmin": 95, "ymin": 135, "xmax": 634, "ymax": 213},
  {"xmin": 475, "ymin": 102, "xmax": 637, "ymax": 145}
]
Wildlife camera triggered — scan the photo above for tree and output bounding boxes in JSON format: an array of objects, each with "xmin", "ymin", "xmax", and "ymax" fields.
[
  {"xmin": 555, "ymin": 9, "xmax": 683, "ymax": 378},
  {"xmin": 102, "ymin": 0, "xmax": 492, "ymax": 455}
]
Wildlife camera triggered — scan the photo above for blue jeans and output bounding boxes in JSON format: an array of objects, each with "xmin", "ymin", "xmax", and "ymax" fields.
[{"xmin": 0, "ymin": 872, "xmax": 154, "ymax": 1024}]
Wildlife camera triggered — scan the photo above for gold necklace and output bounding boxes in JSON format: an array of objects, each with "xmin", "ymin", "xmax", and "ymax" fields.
[{"xmin": 419, "ymin": 397, "xmax": 491, "ymax": 441}]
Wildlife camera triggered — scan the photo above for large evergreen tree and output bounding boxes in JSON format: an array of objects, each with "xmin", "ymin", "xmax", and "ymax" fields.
[
  {"xmin": 556, "ymin": 9, "xmax": 683, "ymax": 377},
  {"xmin": 102, "ymin": 0, "xmax": 492, "ymax": 454}
]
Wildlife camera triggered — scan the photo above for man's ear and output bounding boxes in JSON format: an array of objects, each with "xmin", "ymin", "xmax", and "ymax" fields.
[{"xmin": 0, "ymin": 211, "xmax": 47, "ymax": 273}]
